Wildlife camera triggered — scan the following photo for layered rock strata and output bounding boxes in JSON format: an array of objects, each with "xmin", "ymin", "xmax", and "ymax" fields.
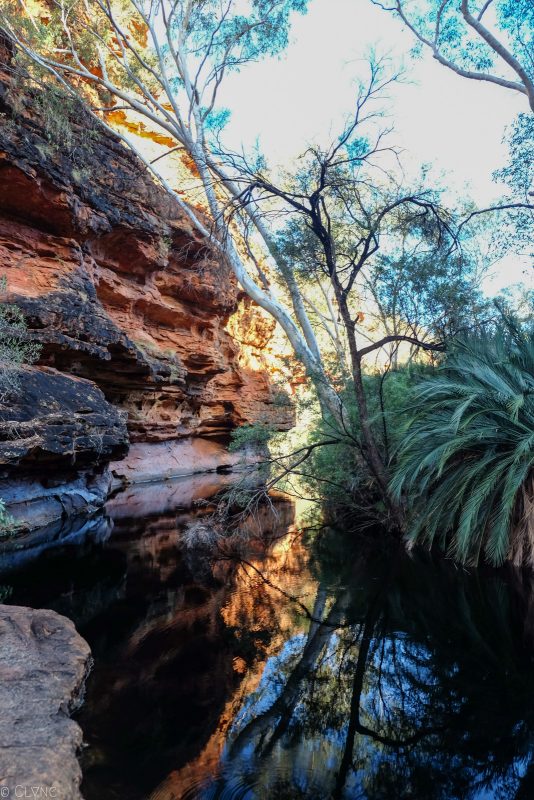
[{"xmin": 0, "ymin": 71, "xmax": 293, "ymax": 528}]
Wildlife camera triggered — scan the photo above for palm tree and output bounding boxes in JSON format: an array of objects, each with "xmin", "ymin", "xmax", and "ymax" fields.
[{"xmin": 391, "ymin": 315, "xmax": 534, "ymax": 567}]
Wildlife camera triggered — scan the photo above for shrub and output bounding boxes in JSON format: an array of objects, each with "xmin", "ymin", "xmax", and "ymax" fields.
[
  {"xmin": 391, "ymin": 317, "xmax": 534, "ymax": 567},
  {"xmin": 301, "ymin": 367, "xmax": 423, "ymax": 514},
  {"xmin": 0, "ymin": 585, "xmax": 12, "ymax": 602},
  {"xmin": 0, "ymin": 499, "xmax": 19, "ymax": 539},
  {"xmin": 0, "ymin": 278, "xmax": 41, "ymax": 401}
]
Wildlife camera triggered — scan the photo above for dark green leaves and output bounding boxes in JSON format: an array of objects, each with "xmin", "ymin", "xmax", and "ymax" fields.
[{"xmin": 392, "ymin": 316, "xmax": 534, "ymax": 566}]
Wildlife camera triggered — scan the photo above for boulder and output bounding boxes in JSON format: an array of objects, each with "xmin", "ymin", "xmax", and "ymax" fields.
[{"xmin": 0, "ymin": 605, "xmax": 91, "ymax": 800}]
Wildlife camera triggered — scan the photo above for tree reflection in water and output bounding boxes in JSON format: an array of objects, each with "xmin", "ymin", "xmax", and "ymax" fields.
[
  {"xmin": 4, "ymin": 482, "xmax": 534, "ymax": 800},
  {"xmin": 186, "ymin": 532, "xmax": 534, "ymax": 800}
]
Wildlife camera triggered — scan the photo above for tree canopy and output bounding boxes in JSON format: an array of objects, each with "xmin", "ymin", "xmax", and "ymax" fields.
[{"xmin": 372, "ymin": 0, "xmax": 534, "ymax": 111}]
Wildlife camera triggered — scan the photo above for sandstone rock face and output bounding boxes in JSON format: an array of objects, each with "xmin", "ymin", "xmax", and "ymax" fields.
[
  {"xmin": 0, "ymin": 366, "xmax": 127, "ymax": 529},
  {"xmin": 0, "ymin": 73, "xmax": 293, "ymax": 526},
  {"xmin": 108, "ymin": 438, "xmax": 260, "ymax": 487},
  {"xmin": 0, "ymin": 367, "xmax": 128, "ymax": 471},
  {"xmin": 0, "ymin": 604, "xmax": 91, "ymax": 800}
]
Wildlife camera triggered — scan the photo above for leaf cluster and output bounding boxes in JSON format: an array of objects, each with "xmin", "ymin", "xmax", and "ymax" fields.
[
  {"xmin": 391, "ymin": 311, "xmax": 534, "ymax": 566},
  {"xmin": 0, "ymin": 278, "xmax": 41, "ymax": 402}
]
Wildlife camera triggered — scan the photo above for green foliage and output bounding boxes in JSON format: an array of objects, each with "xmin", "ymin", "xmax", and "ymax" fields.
[
  {"xmin": 2, "ymin": 56, "xmax": 100, "ymax": 177},
  {"xmin": 367, "ymin": 234, "xmax": 490, "ymax": 344},
  {"xmin": 0, "ymin": 585, "xmax": 13, "ymax": 602},
  {"xmin": 172, "ymin": 0, "xmax": 308, "ymax": 67},
  {"xmin": 302, "ymin": 367, "xmax": 424, "ymax": 512},
  {"xmin": 34, "ymin": 86, "xmax": 77, "ymax": 150},
  {"xmin": 391, "ymin": 315, "xmax": 534, "ymax": 566},
  {"xmin": 497, "ymin": 0, "xmax": 534, "ymax": 76},
  {"xmin": 229, "ymin": 422, "xmax": 277, "ymax": 453},
  {"xmin": 158, "ymin": 234, "xmax": 173, "ymax": 261},
  {"xmin": 0, "ymin": 499, "xmax": 19, "ymax": 539},
  {"xmin": 389, "ymin": 0, "xmax": 533, "ymax": 89},
  {"xmin": 0, "ymin": 278, "xmax": 41, "ymax": 401},
  {"xmin": 496, "ymin": 113, "xmax": 534, "ymax": 199},
  {"xmin": 493, "ymin": 113, "xmax": 534, "ymax": 257},
  {"xmin": 2, "ymin": 0, "xmax": 162, "ymax": 116},
  {"xmin": 33, "ymin": 84, "xmax": 99, "ymax": 170}
]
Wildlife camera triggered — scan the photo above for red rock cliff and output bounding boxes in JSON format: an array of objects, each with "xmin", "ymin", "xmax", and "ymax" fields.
[{"xmin": 0, "ymin": 71, "xmax": 293, "ymax": 528}]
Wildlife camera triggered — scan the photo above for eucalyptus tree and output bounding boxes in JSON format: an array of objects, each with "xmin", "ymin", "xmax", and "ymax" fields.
[
  {"xmin": 230, "ymin": 101, "xmax": 473, "ymax": 499},
  {"xmin": 371, "ymin": 0, "xmax": 534, "ymax": 112},
  {"xmin": 361, "ymin": 227, "xmax": 490, "ymax": 368}
]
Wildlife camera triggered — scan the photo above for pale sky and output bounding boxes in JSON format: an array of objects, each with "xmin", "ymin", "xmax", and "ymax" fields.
[{"xmin": 217, "ymin": 0, "xmax": 532, "ymax": 295}]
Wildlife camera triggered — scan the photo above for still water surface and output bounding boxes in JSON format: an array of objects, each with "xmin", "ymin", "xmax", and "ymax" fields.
[{"xmin": 2, "ymin": 476, "xmax": 534, "ymax": 800}]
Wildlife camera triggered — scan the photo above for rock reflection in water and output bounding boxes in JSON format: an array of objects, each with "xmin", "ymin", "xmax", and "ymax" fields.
[
  {"xmin": 4, "ymin": 477, "xmax": 534, "ymax": 800},
  {"xmin": 77, "ymin": 478, "xmax": 303, "ymax": 800}
]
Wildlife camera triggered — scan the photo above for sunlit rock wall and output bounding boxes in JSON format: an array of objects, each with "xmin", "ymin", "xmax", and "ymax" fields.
[{"xmin": 0, "ymin": 63, "xmax": 293, "ymax": 528}]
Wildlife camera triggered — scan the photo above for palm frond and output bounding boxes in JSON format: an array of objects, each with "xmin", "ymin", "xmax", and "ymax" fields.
[{"xmin": 392, "ymin": 316, "xmax": 534, "ymax": 567}]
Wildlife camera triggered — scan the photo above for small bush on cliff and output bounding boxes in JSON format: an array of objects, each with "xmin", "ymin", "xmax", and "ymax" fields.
[
  {"xmin": 0, "ymin": 499, "xmax": 19, "ymax": 539},
  {"xmin": 2, "ymin": 59, "xmax": 98, "ymax": 170},
  {"xmin": 0, "ymin": 278, "xmax": 41, "ymax": 401},
  {"xmin": 0, "ymin": 585, "xmax": 12, "ymax": 602},
  {"xmin": 33, "ymin": 84, "xmax": 98, "ymax": 167}
]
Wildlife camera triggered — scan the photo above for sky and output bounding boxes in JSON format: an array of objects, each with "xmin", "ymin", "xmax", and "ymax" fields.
[{"xmin": 217, "ymin": 0, "xmax": 532, "ymax": 295}]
